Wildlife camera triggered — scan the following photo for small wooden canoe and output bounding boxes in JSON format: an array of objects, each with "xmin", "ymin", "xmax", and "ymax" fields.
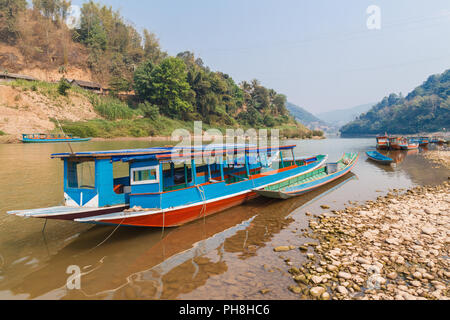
[
  {"xmin": 253, "ymin": 153, "xmax": 359, "ymax": 199},
  {"xmin": 366, "ymin": 151, "xmax": 393, "ymax": 165}
]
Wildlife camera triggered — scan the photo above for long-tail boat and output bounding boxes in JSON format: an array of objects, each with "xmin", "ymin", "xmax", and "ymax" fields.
[
  {"xmin": 409, "ymin": 137, "xmax": 429, "ymax": 147},
  {"xmin": 376, "ymin": 136, "xmax": 390, "ymax": 150},
  {"xmin": 8, "ymin": 144, "xmax": 327, "ymax": 227},
  {"xmin": 430, "ymin": 136, "xmax": 445, "ymax": 144},
  {"xmin": 389, "ymin": 137, "xmax": 418, "ymax": 150},
  {"xmin": 253, "ymin": 153, "xmax": 358, "ymax": 199},
  {"xmin": 22, "ymin": 133, "xmax": 91, "ymax": 143}
]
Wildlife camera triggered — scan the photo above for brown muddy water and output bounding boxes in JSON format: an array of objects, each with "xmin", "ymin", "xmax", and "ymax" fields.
[{"xmin": 0, "ymin": 138, "xmax": 448, "ymax": 300}]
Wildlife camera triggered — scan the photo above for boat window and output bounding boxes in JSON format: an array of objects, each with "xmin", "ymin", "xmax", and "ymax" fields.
[
  {"xmin": 131, "ymin": 165, "xmax": 159, "ymax": 185},
  {"xmin": 68, "ymin": 160, "xmax": 95, "ymax": 189}
]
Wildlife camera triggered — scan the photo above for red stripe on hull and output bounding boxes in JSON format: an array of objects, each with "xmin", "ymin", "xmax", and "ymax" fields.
[
  {"xmin": 100, "ymin": 192, "xmax": 259, "ymax": 227},
  {"xmin": 44, "ymin": 205, "xmax": 129, "ymax": 221}
]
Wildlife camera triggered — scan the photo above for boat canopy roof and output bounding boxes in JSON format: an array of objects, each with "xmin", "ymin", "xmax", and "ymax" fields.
[{"xmin": 51, "ymin": 144, "xmax": 297, "ymax": 162}]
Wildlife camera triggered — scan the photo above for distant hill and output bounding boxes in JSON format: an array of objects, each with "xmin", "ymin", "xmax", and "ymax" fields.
[
  {"xmin": 340, "ymin": 69, "xmax": 450, "ymax": 135},
  {"xmin": 287, "ymin": 102, "xmax": 333, "ymax": 130},
  {"xmin": 317, "ymin": 103, "xmax": 375, "ymax": 128}
]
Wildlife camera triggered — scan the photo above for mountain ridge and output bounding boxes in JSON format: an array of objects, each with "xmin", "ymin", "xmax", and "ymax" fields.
[{"xmin": 340, "ymin": 69, "xmax": 450, "ymax": 135}]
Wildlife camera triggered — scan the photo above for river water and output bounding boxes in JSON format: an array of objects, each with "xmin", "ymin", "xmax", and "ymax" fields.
[{"xmin": 0, "ymin": 138, "xmax": 448, "ymax": 299}]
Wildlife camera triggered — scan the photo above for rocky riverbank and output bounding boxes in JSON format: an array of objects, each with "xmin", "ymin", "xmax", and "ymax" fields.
[
  {"xmin": 423, "ymin": 150, "xmax": 450, "ymax": 169},
  {"xmin": 279, "ymin": 181, "xmax": 449, "ymax": 300}
]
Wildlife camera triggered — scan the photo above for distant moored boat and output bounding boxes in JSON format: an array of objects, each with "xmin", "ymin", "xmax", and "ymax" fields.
[
  {"xmin": 22, "ymin": 133, "xmax": 91, "ymax": 143},
  {"xmin": 376, "ymin": 136, "xmax": 390, "ymax": 150},
  {"xmin": 366, "ymin": 151, "xmax": 393, "ymax": 165}
]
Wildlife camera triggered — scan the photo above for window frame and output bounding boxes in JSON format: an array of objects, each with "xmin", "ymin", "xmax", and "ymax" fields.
[{"xmin": 130, "ymin": 165, "xmax": 160, "ymax": 186}]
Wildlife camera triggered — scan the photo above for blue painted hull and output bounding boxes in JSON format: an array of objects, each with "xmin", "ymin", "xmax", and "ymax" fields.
[
  {"xmin": 22, "ymin": 138, "xmax": 91, "ymax": 143},
  {"xmin": 366, "ymin": 151, "xmax": 393, "ymax": 165}
]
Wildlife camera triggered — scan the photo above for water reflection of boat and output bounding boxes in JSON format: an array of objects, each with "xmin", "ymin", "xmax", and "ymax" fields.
[
  {"xmin": 384, "ymin": 149, "xmax": 418, "ymax": 165},
  {"xmin": 3, "ymin": 172, "xmax": 356, "ymax": 300}
]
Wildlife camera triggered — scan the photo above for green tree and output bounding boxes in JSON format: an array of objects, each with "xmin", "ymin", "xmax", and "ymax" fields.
[
  {"xmin": 138, "ymin": 101, "xmax": 159, "ymax": 120},
  {"xmin": 133, "ymin": 59, "xmax": 155, "ymax": 101},
  {"xmin": 58, "ymin": 77, "xmax": 71, "ymax": 96},
  {"xmin": 78, "ymin": 1, "xmax": 107, "ymax": 50},
  {"xmin": 143, "ymin": 29, "xmax": 166, "ymax": 63},
  {"xmin": 0, "ymin": 0, "xmax": 27, "ymax": 43},
  {"xmin": 134, "ymin": 57, "xmax": 193, "ymax": 120},
  {"xmin": 109, "ymin": 76, "xmax": 131, "ymax": 95}
]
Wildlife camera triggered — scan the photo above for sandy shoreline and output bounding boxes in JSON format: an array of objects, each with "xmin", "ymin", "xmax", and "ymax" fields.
[{"xmin": 275, "ymin": 159, "xmax": 450, "ymax": 300}]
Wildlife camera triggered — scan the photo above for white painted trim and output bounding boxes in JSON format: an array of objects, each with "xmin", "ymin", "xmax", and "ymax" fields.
[
  {"xmin": 76, "ymin": 156, "xmax": 328, "ymax": 223},
  {"xmin": 83, "ymin": 194, "xmax": 99, "ymax": 208},
  {"xmin": 64, "ymin": 192, "xmax": 80, "ymax": 207}
]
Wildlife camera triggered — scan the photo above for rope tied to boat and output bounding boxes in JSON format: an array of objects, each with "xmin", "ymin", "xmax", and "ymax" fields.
[
  {"xmin": 196, "ymin": 184, "xmax": 207, "ymax": 221},
  {"xmin": 88, "ymin": 218, "xmax": 126, "ymax": 252}
]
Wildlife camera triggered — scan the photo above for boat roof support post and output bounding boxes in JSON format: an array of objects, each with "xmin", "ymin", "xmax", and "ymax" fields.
[
  {"xmin": 170, "ymin": 162, "xmax": 175, "ymax": 178},
  {"xmin": 159, "ymin": 163, "xmax": 164, "ymax": 192},
  {"xmin": 191, "ymin": 158, "xmax": 197, "ymax": 185},
  {"xmin": 207, "ymin": 159, "xmax": 211, "ymax": 181},
  {"xmin": 292, "ymin": 149, "xmax": 296, "ymax": 164},
  {"xmin": 220, "ymin": 157, "xmax": 225, "ymax": 181},
  {"xmin": 184, "ymin": 163, "xmax": 188, "ymax": 185},
  {"xmin": 244, "ymin": 150, "xmax": 250, "ymax": 178}
]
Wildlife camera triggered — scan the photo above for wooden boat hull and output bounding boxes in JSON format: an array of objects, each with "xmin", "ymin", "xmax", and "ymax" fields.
[
  {"xmin": 22, "ymin": 138, "xmax": 91, "ymax": 143},
  {"xmin": 366, "ymin": 151, "xmax": 393, "ymax": 165},
  {"xmin": 78, "ymin": 191, "xmax": 259, "ymax": 227},
  {"xmin": 253, "ymin": 153, "xmax": 359, "ymax": 200},
  {"xmin": 401, "ymin": 144, "xmax": 419, "ymax": 150}
]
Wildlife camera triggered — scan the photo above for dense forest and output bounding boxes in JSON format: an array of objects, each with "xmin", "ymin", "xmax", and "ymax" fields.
[
  {"xmin": 0, "ymin": 0, "xmax": 310, "ymax": 135},
  {"xmin": 340, "ymin": 69, "xmax": 450, "ymax": 135}
]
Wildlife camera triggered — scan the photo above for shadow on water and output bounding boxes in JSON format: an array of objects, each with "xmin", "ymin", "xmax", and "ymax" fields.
[{"xmin": 2, "ymin": 173, "xmax": 356, "ymax": 300}]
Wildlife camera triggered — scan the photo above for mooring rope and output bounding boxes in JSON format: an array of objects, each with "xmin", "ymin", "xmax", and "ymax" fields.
[
  {"xmin": 196, "ymin": 184, "xmax": 207, "ymax": 222},
  {"xmin": 89, "ymin": 218, "xmax": 125, "ymax": 252}
]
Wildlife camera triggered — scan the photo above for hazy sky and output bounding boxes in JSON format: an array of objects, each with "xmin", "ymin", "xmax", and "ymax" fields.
[{"xmin": 70, "ymin": 0, "xmax": 450, "ymax": 114}]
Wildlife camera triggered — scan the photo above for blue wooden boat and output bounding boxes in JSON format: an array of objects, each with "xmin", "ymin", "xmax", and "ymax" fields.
[
  {"xmin": 366, "ymin": 151, "xmax": 393, "ymax": 165},
  {"xmin": 430, "ymin": 136, "xmax": 445, "ymax": 144},
  {"xmin": 409, "ymin": 137, "xmax": 429, "ymax": 147},
  {"xmin": 8, "ymin": 144, "xmax": 329, "ymax": 227},
  {"xmin": 253, "ymin": 153, "xmax": 359, "ymax": 199},
  {"xmin": 22, "ymin": 133, "xmax": 91, "ymax": 143}
]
